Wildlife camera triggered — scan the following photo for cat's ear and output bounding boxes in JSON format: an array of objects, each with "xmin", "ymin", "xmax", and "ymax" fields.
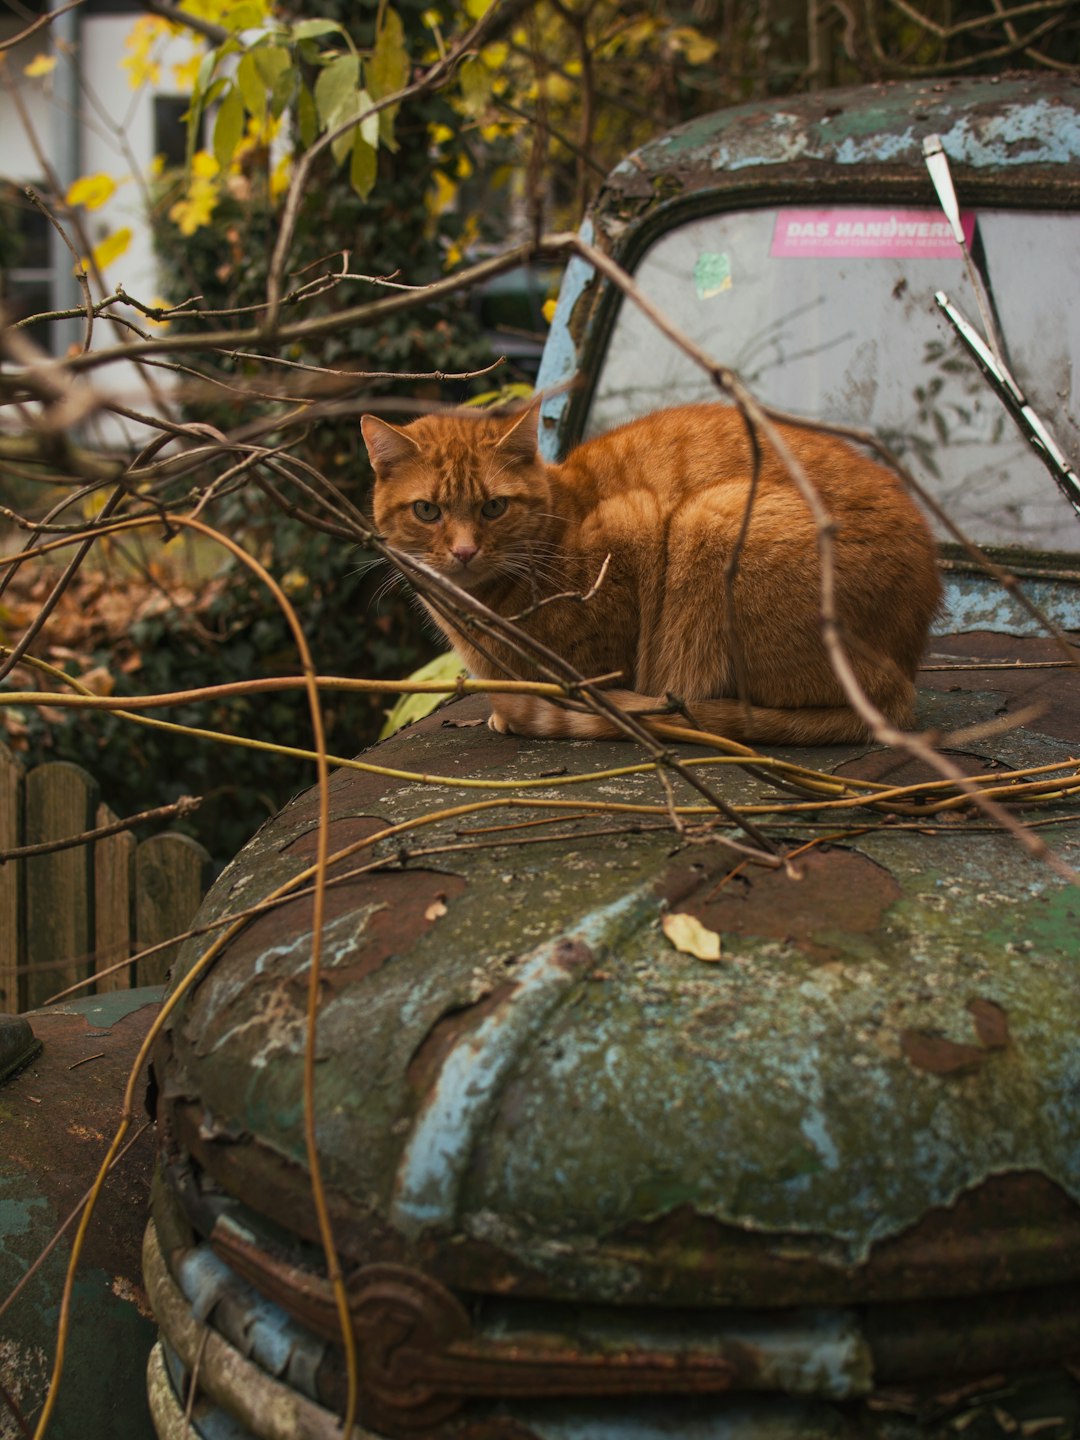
[
  {"xmin": 494, "ymin": 399, "xmax": 541, "ymax": 461},
  {"xmin": 361, "ymin": 415, "xmax": 420, "ymax": 473}
]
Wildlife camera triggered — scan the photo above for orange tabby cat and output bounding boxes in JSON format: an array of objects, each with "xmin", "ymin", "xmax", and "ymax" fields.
[{"xmin": 361, "ymin": 403, "xmax": 941, "ymax": 744}]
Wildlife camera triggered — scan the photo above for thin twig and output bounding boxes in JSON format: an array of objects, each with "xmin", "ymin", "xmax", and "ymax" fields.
[
  {"xmin": 0, "ymin": 796, "xmax": 201, "ymax": 864},
  {"xmin": 0, "ymin": 0, "xmax": 83, "ymax": 51}
]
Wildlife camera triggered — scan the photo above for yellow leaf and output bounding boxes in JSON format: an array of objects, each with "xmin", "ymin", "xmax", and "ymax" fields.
[
  {"xmin": 445, "ymin": 211, "xmax": 479, "ymax": 270},
  {"xmin": 542, "ymin": 297, "xmax": 557, "ymax": 325},
  {"xmin": 191, "ymin": 149, "xmax": 221, "ymax": 179},
  {"xmin": 269, "ymin": 153, "xmax": 292, "ymax": 204},
  {"xmin": 662, "ymin": 912, "xmax": 722, "ymax": 962},
  {"xmin": 670, "ymin": 26, "xmax": 718, "ymax": 64},
  {"xmin": 428, "ymin": 122, "xmax": 454, "ymax": 145},
  {"xmin": 541, "ymin": 72, "xmax": 574, "ymax": 105},
  {"xmin": 172, "ymin": 51, "xmax": 202, "ymax": 92},
  {"xmin": 145, "ymin": 298, "xmax": 172, "ymax": 328},
  {"xmin": 169, "ymin": 175, "xmax": 218, "ymax": 235},
  {"xmin": 66, "ymin": 173, "xmax": 117, "ymax": 211},
  {"xmin": 426, "ymin": 169, "xmax": 457, "ymax": 218},
  {"xmin": 122, "ymin": 53, "xmax": 161, "ymax": 89},
  {"xmin": 91, "ymin": 227, "xmax": 132, "ymax": 271},
  {"xmin": 458, "ymin": 55, "xmax": 491, "ymax": 115},
  {"xmin": 464, "ymin": 0, "xmax": 493, "ymax": 16},
  {"xmin": 23, "ymin": 54, "xmax": 57, "ymax": 78}
]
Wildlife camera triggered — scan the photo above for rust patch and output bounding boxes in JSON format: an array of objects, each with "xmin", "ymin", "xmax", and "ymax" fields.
[
  {"xmin": 900, "ymin": 1030, "xmax": 987, "ymax": 1076},
  {"xmin": 603, "ymin": 1172, "xmax": 1080, "ymax": 1306},
  {"xmin": 552, "ymin": 938, "xmax": 593, "ymax": 971},
  {"xmin": 656, "ymin": 846, "xmax": 901, "ymax": 947},
  {"xmin": 968, "ymin": 997, "xmax": 1010, "ymax": 1050},
  {"xmin": 1, "ymin": 999, "xmax": 159, "ymax": 1281},
  {"xmin": 182, "ymin": 864, "xmax": 469, "ymax": 1063},
  {"xmin": 281, "ymin": 813, "xmax": 391, "ymax": 867},
  {"xmin": 900, "ymin": 997, "xmax": 1011, "ymax": 1075}
]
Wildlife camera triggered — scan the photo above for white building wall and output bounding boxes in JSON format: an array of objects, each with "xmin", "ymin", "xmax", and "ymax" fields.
[{"xmin": 1, "ymin": 8, "xmax": 200, "ymax": 437}]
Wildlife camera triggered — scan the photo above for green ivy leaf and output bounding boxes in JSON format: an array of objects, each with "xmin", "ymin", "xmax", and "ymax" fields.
[
  {"xmin": 458, "ymin": 55, "xmax": 491, "ymax": 116},
  {"xmin": 193, "ymin": 47, "xmax": 218, "ymax": 103},
  {"xmin": 328, "ymin": 88, "xmax": 379, "ymax": 165},
  {"xmin": 358, "ymin": 88, "xmax": 380, "ymax": 149},
  {"xmin": 213, "ymin": 85, "xmax": 246, "ymax": 171},
  {"xmin": 186, "ymin": 48, "xmax": 221, "ymax": 171},
  {"xmin": 269, "ymin": 64, "xmax": 296, "ymax": 120},
  {"xmin": 223, "ymin": 2, "xmax": 267, "ymax": 30},
  {"xmin": 253, "ymin": 44, "xmax": 291, "ymax": 91},
  {"xmin": 291, "ymin": 18, "xmax": 347, "ymax": 41},
  {"xmin": 350, "ymin": 129, "xmax": 378, "ymax": 201},
  {"xmin": 236, "ymin": 51, "xmax": 266, "ymax": 118},
  {"xmin": 368, "ymin": 6, "xmax": 409, "ymax": 150},
  {"xmin": 315, "ymin": 52, "xmax": 360, "ymax": 131}
]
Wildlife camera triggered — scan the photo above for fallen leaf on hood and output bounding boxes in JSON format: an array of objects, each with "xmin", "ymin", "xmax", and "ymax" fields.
[
  {"xmin": 967, "ymin": 997, "xmax": 1009, "ymax": 1050},
  {"xmin": 662, "ymin": 911, "xmax": 721, "ymax": 962},
  {"xmin": 900, "ymin": 1029, "xmax": 985, "ymax": 1076}
]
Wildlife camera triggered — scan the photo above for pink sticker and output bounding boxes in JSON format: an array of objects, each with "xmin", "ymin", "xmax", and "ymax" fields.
[{"xmin": 771, "ymin": 208, "xmax": 976, "ymax": 259}]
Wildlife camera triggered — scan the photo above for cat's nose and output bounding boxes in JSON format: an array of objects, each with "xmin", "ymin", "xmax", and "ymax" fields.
[{"xmin": 451, "ymin": 543, "xmax": 478, "ymax": 566}]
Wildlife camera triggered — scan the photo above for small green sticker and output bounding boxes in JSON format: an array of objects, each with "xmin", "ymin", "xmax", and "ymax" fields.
[{"xmin": 694, "ymin": 252, "xmax": 732, "ymax": 299}]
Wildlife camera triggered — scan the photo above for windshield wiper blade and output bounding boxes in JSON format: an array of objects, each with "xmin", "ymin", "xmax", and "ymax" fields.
[{"xmin": 935, "ymin": 290, "xmax": 1080, "ymax": 523}]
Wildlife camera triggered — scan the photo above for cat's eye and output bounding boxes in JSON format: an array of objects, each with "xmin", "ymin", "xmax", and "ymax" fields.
[
  {"xmin": 412, "ymin": 500, "xmax": 441, "ymax": 523},
  {"xmin": 481, "ymin": 497, "xmax": 508, "ymax": 519}
]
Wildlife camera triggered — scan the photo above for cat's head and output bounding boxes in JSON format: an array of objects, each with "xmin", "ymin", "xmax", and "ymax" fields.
[{"xmin": 362, "ymin": 403, "xmax": 552, "ymax": 590}]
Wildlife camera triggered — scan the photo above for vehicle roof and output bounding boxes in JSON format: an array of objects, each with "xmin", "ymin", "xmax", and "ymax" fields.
[
  {"xmin": 597, "ymin": 72, "xmax": 1080, "ymax": 230},
  {"xmin": 537, "ymin": 72, "xmax": 1080, "ymax": 463}
]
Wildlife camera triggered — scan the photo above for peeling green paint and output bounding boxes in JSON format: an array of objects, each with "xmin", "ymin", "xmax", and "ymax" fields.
[{"xmin": 162, "ymin": 674, "xmax": 1080, "ymax": 1304}]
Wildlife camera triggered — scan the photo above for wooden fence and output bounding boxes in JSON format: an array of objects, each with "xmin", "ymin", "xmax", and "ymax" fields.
[{"xmin": 0, "ymin": 742, "xmax": 211, "ymax": 1014}]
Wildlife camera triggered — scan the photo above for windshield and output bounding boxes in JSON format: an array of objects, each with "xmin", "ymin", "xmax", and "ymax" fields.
[{"xmin": 587, "ymin": 207, "xmax": 1080, "ymax": 555}]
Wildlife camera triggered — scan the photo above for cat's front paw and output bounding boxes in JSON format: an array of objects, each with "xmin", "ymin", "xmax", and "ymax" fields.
[{"xmin": 488, "ymin": 708, "xmax": 512, "ymax": 734}]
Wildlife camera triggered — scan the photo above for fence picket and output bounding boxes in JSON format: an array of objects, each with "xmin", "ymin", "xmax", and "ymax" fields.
[
  {"xmin": 24, "ymin": 761, "xmax": 99, "ymax": 1011},
  {"xmin": 95, "ymin": 802, "xmax": 135, "ymax": 993},
  {"xmin": 0, "ymin": 750, "xmax": 210, "ymax": 1012},
  {"xmin": 135, "ymin": 834, "xmax": 212, "ymax": 987}
]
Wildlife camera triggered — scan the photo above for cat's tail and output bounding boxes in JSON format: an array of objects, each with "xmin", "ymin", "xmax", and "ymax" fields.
[{"xmin": 488, "ymin": 686, "xmax": 906, "ymax": 746}]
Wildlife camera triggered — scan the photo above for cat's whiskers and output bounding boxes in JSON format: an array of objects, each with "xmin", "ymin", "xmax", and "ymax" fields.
[{"xmin": 350, "ymin": 552, "xmax": 387, "ymax": 579}]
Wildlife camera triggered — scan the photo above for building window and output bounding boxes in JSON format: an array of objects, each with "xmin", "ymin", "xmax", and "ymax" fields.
[
  {"xmin": 0, "ymin": 181, "xmax": 58, "ymax": 356},
  {"xmin": 154, "ymin": 95, "xmax": 190, "ymax": 170}
]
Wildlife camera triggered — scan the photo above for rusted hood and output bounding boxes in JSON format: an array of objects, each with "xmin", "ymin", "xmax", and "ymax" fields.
[{"xmin": 155, "ymin": 658, "xmax": 1080, "ymax": 1308}]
